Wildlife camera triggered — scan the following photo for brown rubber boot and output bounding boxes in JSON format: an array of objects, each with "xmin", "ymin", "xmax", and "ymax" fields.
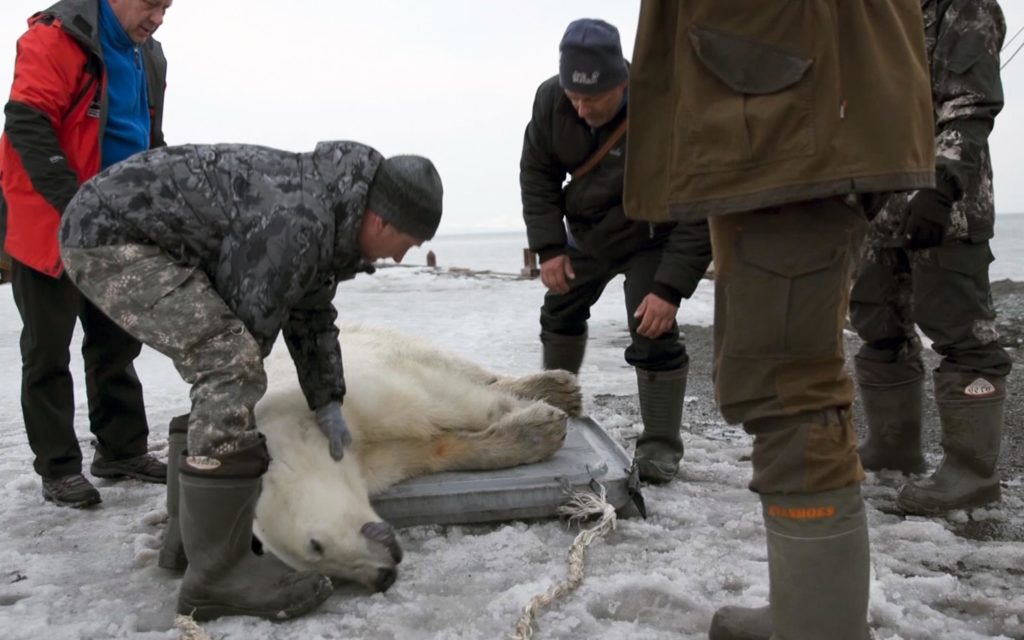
[
  {"xmin": 897, "ymin": 373, "xmax": 1004, "ymax": 515},
  {"xmin": 633, "ymin": 365, "xmax": 687, "ymax": 484},
  {"xmin": 177, "ymin": 437, "xmax": 332, "ymax": 621}
]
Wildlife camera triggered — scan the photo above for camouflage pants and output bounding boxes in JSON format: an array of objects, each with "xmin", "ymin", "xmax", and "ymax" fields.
[
  {"xmin": 709, "ymin": 197, "xmax": 867, "ymax": 494},
  {"xmin": 61, "ymin": 244, "xmax": 266, "ymax": 458},
  {"xmin": 850, "ymin": 237, "xmax": 1012, "ymax": 381}
]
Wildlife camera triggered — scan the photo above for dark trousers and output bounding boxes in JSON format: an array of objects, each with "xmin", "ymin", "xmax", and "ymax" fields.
[
  {"xmin": 11, "ymin": 259, "xmax": 149, "ymax": 478},
  {"xmin": 850, "ymin": 239, "xmax": 1012, "ymax": 378},
  {"xmin": 539, "ymin": 245, "xmax": 687, "ymax": 372}
]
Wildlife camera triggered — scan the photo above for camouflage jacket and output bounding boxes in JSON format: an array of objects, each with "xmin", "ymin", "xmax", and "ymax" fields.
[
  {"xmin": 872, "ymin": 0, "xmax": 1006, "ymax": 243},
  {"xmin": 59, "ymin": 141, "xmax": 383, "ymax": 410}
]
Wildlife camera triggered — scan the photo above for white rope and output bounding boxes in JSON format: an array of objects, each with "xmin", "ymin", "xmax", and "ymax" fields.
[
  {"xmin": 174, "ymin": 614, "xmax": 214, "ymax": 640},
  {"xmin": 510, "ymin": 482, "xmax": 618, "ymax": 640}
]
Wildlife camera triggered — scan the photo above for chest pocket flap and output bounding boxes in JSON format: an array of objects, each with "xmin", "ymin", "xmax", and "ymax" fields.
[{"xmin": 689, "ymin": 25, "xmax": 812, "ymax": 95}]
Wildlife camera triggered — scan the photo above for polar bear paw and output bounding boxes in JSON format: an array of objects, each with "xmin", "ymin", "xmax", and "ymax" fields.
[
  {"xmin": 480, "ymin": 401, "xmax": 568, "ymax": 466},
  {"xmin": 493, "ymin": 371, "xmax": 582, "ymax": 417}
]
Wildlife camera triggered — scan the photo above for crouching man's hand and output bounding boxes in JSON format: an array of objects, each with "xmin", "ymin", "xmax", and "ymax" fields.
[{"xmin": 315, "ymin": 401, "xmax": 352, "ymax": 461}]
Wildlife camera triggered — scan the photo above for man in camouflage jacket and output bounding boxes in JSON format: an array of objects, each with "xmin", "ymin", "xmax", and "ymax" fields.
[
  {"xmin": 59, "ymin": 140, "xmax": 442, "ymax": 622},
  {"xmin": 849, "ymin": 0, "xmax": 1012, "ymax": 516}
]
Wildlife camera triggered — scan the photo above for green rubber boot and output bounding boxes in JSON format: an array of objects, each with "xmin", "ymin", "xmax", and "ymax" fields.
[
  {"xmin": 541, "ymin": 330, "xmax": 587, "ymax": 375},
  {"xmin": 158, "ymin": 414, "xmax": 189, "ymax": 571},
  {"xmin": 709, "ymin": 486, "xmax": 871, "ymax": 640},
  {"xmin": 177, "ymin": 437, "xmax": 332, "ymax": 621},
  {"xmin": 856, "ymin": 377, "xmax": 927, "ymax": 474},
  {"xmin": 897, "ymin": 373, "xmax": 1004, "ymax": 515},
  {"xmin": 633, "ymin": 366, "xmax": 687, "ymax": 484}
]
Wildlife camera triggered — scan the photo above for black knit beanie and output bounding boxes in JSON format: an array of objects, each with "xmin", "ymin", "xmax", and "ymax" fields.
[
  {"xmin": 558, "ymin": 18, "xmax": 628, "ymax": 94},
  {"xmin": 367, "ymin": 155, "xmax": 443, "ymax": 240}
]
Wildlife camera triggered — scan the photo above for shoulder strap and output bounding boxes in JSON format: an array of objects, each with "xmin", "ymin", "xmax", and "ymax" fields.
[{"xmin": 570, "ymin": 119, "xmax": 628, "ymax": 181}]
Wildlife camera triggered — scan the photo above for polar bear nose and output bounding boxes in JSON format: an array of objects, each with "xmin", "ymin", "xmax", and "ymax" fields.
[{"xmin": 376, "ymin": 567, "xmax": 398, "ymax": 592}]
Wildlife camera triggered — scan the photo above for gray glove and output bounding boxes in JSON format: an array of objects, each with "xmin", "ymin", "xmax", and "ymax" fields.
[{"xmin": 315, "ymin": 401, "xmax": 352, "ymax": 461}]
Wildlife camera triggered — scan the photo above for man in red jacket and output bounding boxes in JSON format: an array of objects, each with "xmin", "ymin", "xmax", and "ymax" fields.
[{"xmin": 0, "ymin": 0, "xmax": 173, "ymax": 508}]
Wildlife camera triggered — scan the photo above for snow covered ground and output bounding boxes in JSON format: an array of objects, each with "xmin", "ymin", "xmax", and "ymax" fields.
[{"xmin": 1, "ymin": 256, "xmax": 1022, "ymax": 639}]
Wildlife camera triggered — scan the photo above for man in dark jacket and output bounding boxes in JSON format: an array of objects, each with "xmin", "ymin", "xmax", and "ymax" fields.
[
  {"xmin": 59, "ymin": 141, "xmax": 443, "ymax": 622},
  {"xmin": 521, "ymin": 18, "xmax": 712, "ymax": 484},
  {"xmin": 0, "ymin": 0, "xmax": 172, "ymax": 509},
  {"xmin": 850, "ymin": 0, "xmax": 1012, "ymax": 515}
]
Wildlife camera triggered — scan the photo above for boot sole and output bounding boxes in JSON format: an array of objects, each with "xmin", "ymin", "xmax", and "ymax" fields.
[
  {"xmin": 90, "ymin": 467, "xmax": 167, "ymax": 484},
  {"xmin": 860, "ymin": 460, "xmax": 927, "ymax": 475},
  {"xmin": 177, "ymin": 578, "xmax": 333, "ymax": 622},
  {"xmin": 43, "ymin": 492, "xmax": 101, "ymax": 509},
  {"xmin": 896, "ymin": 484, "xmax": 1002, "ymax": 515}
]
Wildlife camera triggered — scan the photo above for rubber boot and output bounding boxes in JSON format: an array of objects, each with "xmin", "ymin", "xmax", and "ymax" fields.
[
  {"xmin": 896, "ymin": 373, "xmax": 1004, "ymax": 515},
  {"xmin": 856, "ymin": 377, "xmax": 927, "ymax": 474},
  {"xmin": 541, "ymin": 330, "xmax": 587, "ymax": 375},
  {"xmin": 633, "ymin": 366, "xmax": 687, "ymax": 484},
  {"xmin": 177, "ymin": 437, "xmax": 333, "ymax": 621},
  {"xmin": 158, "ymin": 414, "xmax": 189, "ymax": 571},
  {"xmin": 709, "ymin": 486, "xmax": 871, "ymax": 640},
  {"xmin": 708, "ymin": 605, "xmax": 771, "ymax": 640}
]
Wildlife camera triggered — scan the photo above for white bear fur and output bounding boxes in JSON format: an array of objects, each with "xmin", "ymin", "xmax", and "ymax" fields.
[{"xmin": 252, "ymin": 324, "xmax": 580, "ymax": 591}]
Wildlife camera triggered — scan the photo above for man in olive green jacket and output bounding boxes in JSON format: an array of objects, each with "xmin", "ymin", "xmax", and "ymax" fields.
[{"xmin": 623, "ymin": 2, "xmax": 936, "ymax": 639}]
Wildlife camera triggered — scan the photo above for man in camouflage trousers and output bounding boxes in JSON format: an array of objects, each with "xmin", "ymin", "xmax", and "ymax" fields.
[
  {"xmin": 59, "ymin": 141, "xmax": 443, "ymax": 622},
  {"xmin": 850, "ymin": 0, "xmax": 1012, "ymax": 515}
]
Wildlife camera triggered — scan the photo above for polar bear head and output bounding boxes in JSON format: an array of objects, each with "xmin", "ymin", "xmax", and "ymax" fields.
[{"xmin": 254, "ymin": 446, "xmax": 403, "ymax": 592}]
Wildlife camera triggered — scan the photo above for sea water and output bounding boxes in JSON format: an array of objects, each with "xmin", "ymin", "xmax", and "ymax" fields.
[{"xmin": 404, "ymin": 213, "xmax": 1024, "ymax": 280}]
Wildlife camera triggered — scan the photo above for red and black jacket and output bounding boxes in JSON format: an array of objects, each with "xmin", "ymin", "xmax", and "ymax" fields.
[{"xmin": 0, "ymin": 0, "xmax": 166, "ymax": 277}]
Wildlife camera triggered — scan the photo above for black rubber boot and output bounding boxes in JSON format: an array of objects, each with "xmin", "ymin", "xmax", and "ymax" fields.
[
  {"xmin": 633, "ymin": 366, "xmax": 687, "ymax": 484},
  {"xmin": 856, "ymin": 377, "xmax": 927, "ymax": 474},
  {"xmin": 176, "ymin": 437, "xmax": 332, "ymax": 622},
  {"xmin": 541, "ymin": 330, "xmax": 587, "ymax": 375},
  {"xmin": 897, "ymin": 373, "xmax": 1004, "ymax": 515},
  {"xmin": 158, "ymin": 414, "xmax": 189, "ymax": 571},
  {"xmin": 709, "ymin": 486, "xmax": 871, "ymax": 640}
]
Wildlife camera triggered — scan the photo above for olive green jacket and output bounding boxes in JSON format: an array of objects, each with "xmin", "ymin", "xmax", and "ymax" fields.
[{"xmin": 624, "ymin": 0, "xmax": 937, "ymax": 221}]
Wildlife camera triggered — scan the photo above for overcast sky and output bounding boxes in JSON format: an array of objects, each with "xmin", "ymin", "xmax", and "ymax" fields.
[{"xmin": 1, "ymin": 1, "xmax": 1022, "ymax": 234}]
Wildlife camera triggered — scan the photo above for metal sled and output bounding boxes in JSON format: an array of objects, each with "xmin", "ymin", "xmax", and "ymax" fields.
[{"xmin": 370, "ymin": 416, "xmax": 642, "ymax": 528}]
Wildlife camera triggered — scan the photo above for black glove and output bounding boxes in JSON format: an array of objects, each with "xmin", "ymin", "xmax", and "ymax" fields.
[
  {"xmin": 315, "ymin": 401, "xmax": 352, "ymax": 461},
  {"xmin": 902, "ymin": 175, "xmax": 958, "ymax": 250}
]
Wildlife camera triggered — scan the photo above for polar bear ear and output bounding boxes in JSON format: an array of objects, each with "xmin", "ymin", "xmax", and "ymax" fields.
[{"xmin": 308, "ymin": 538, "xmax": 325, "ymax": 557}]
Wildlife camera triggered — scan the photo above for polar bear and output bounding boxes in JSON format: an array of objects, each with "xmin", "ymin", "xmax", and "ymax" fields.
[{"xmin": 251, "ymin": 324, "xmax": 580, "ymax": 592}]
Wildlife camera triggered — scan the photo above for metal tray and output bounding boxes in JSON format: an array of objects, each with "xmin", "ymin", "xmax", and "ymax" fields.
[{"xmin": 371, "ymin": 416, "xmax": 641, "ymax": 528}]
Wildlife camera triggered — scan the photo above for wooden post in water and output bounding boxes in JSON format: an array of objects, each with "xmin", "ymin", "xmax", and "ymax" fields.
[
  {"xmin": 426, "ymin": 250, "xmax": 437, "ymax": 268},
  {"xmin": 520, "ymin": 248, "xmax": 539, "ymax": 278}
]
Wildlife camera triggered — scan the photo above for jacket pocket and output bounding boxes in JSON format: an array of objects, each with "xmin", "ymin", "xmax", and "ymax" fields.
[
  {"xmin": 945, "ymin": 31, "xmax": 984, "ymax": 75},
  {"xmin": 724, "ymin": 232, "xmax": 846, "ymax": 358},
  {"xmin": 679, "ymin": 25, "xmax": 815, "ymax": 174}
]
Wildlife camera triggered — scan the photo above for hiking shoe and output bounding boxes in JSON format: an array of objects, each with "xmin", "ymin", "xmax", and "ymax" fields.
[
  {"xmin": 91, "ymin": 453, "xmax": 167, "ymax": 484},
  {"xmin": 42, "ymin": 474, "xmax": 102, "ymax": 508}
]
